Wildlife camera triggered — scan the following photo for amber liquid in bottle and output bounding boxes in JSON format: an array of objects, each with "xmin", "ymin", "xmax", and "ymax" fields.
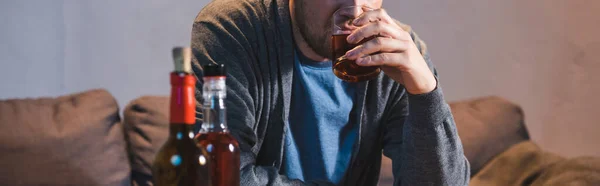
[
  {"xmin": 195, "ymin": 132, "xmax": 240, "ymax": 186},
  {"xmin": 152, "ymin": 124, "xmax": 211, "ymax": 186},
  {"xmin": 152, "ymin": 48, "xmax": 210, "ymax": 186},
  {"xmin": 331, "ymin": 34, "xmax": 381, "ymax": 82},
  {"xmin": 195, "ymin": 68, "xmax": 240, "ymax": 186}
]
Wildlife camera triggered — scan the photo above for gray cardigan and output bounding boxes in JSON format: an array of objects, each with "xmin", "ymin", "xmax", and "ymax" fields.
[{"xmin": 190, "ymin": 0, "xmax": 470, "ymax": 185}]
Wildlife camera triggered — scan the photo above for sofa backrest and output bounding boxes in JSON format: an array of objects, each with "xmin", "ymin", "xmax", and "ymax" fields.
[
  {"xmin": 450, "ymin": 96, "xmax": 530, "ymax": 176},
  {"xmin": 0, "ymin": 89, "xmax": 131, "ymax": 186},
  {"xmin": 122, "ymin": 96, "xmax": 170, "ymax": 186},
  {"xmin": 123, "ymin": 95, "xmax": 531, "ymax": 183}
]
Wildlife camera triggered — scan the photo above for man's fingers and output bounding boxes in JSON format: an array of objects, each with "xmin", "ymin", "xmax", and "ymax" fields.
[
  {"xmin": 347, "ymin": 22, "xmax": 403, "ymax": 44},
  {"xmin": 345, "ymin": 37, "xmax": 408, "ymax": 60},
  {"xmin": 356, "ymin": 53, "xmax": 406, "ymax": 67}
]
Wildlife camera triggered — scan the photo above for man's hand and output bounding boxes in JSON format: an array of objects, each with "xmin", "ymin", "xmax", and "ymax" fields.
[{"xmin": 343, "ymin": 8, "xmax": 437, "ymax": 95}]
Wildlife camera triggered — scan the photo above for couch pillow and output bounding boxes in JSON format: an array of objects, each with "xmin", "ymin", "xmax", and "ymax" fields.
[
  {"xmin": 450, "ymin": 96, "xmax": 530, "ymax": 176},
  {"xmin": 122, "ymin": 96, "xmax": 170, "ymax": 186},
  {"xmin": 472, "ymin": 140, "xmax": 600, "ymax": 186},
  {"xmin": 0, "ymin": 89, "xmax": 131, "ymax": 186},
  {"xmin": 469, "ymin": 141, "xmax": 565, "ymax": 186}
]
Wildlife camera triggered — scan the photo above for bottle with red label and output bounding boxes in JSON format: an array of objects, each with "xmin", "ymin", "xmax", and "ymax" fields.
[{"xmin": 152, "ymin": 47, "xmax": 211, "ymax": 186}]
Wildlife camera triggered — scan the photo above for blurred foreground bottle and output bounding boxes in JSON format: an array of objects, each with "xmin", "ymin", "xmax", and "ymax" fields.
[
  {"xmin": 152, "ymin": 47, "xmax": 211, "ymax": 186},
  {"xmin": 195, "ymin": 63, "xmax": 240, "ymax": 186}
]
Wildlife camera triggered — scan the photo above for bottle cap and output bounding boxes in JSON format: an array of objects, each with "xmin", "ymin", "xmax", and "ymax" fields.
[{"xmin": 203, "ymin": 63, "xmax": 226, "ymax": 77}]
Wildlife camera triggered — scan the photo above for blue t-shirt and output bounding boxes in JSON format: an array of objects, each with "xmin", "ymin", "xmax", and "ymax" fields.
[{"xmin": 283, "ymin": 51, "xmax": 358, "ymax": 184}]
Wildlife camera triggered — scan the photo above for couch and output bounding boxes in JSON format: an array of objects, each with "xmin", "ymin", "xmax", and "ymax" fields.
[{"xmin": 1, "ymin": 89, "xmax": 598, "ymax": 186}]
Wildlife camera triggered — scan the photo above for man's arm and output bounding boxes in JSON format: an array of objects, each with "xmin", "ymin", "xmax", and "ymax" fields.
[
  {"xmin": 382, "ymin": 30, "xmax": 470, "ymax": 185},
  {"xmin": 191, "ymin": 1, "xmax": 330, "ymax": 185}
]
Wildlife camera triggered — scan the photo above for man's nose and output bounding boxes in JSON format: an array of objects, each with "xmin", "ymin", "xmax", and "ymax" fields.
[
  {"xmin": 336, "ymin": 6, "xmax": 364, "ymax": 19},
  {"xmin": 340, "ymin": 0, "xmax": 373, "ymax": 8}
]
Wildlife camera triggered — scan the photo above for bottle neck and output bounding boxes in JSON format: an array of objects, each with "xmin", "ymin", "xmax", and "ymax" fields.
[
  {"xmin": 201, "ymin": 76, "xmax": 228, "ymax": 133},
  {"xmin": 169, "ymin": 72, "xmax": 196, "ymax": 125}
]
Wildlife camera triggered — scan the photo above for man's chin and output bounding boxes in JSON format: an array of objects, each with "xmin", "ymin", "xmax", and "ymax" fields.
[{"xmin": 306, "ymin": 41, "xmax": 331, "ymax": 59}]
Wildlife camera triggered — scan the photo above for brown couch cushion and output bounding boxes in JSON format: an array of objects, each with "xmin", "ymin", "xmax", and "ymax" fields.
[
  {"xmin": 532, "ymin": 156, "xmax": 600, "ymax": 185},
  {"xmin": 0, "ymin": 89, "xmax": 131, "ymax": 186},
  {"xmin": 451, "ymin": 96, "xmax": 530, "ymax": 176},
  {"xmin": 123, "ymin": 96, "xmax": 170, "ymax": 186},
  {"xmin": 469, "ymin": 141, "xmax": 566, "ymax": 186},
  {"xmin": 470, "ymin": 141, "xmax": 600, "ymax": 186}
]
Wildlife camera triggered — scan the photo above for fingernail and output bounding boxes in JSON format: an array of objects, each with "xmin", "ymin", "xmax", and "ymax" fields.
[
  {"xmin": 347, "ymin": 35, "xmax": 354, "ymax": 42},
  {"xmin": 345, "ymin": 51, "xmax": 355, "ymax": 58},
  {"xmin": 356, "ymin": 57, "xmax": 364, "ymax": 65}
]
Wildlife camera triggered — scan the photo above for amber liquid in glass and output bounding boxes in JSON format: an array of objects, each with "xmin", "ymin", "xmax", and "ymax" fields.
[
  {"xmin": 195, "ymin": 132, "xmax": 240, "ymax": 186},
  {"xmin": 331, "ymin": 34, "xmax": 381, "ymax": 82}
]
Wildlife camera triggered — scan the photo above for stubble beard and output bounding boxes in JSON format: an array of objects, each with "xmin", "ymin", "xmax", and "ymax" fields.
[{"xmin": 293, "ymin": 0, "xmax": 332, "ymax": 59}]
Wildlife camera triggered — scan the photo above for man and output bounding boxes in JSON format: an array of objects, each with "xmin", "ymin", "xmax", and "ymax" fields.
[{"xmin": 191, "ymin": 0, "xmax": 470, "ymax": 185}]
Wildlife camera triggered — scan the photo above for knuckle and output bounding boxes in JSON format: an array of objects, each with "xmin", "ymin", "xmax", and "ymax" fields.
[
  {"xmin": 372, "ymin": 23, "xmax": 384, "ymax": 34},
  {"xmin": 379, "ymin": 54, "xmax": 389, "ymax": 62},
  {"xmin": 370, "ymin": 54, "xmax": 379, "ymax": 62},
  {"xmin": 375, "ymin": 21, "xmax": 384, "ymax": 29},
  {"xmin": 400, "ymin": 40, "xmax": 411, "ymax": 50},
  {"xmin": 400, "ymin": 37, "xmax": 410, "ymax": 44},
  {"xmin": 370, "ymin": 55, "xmax": 379, "ymax": 62},
  {"xmin": 363, "ymin": 56, "xmax": 372, "ymax": 63},
  {"xmin": 373, "ymin": 37, "xmax": 383, "ymax": 45}
]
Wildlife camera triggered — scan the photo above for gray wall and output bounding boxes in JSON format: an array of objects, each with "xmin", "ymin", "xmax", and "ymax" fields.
[
  {"xmin": 0, "ymin": 0, "xmax": 208, "ymax": 108},
  {"xmin": 1, "ymin": 0, "xmax": 599, "ymax": 158},
  {"xmin": 384, "ymin": 0, "xmax": 600, "ymax": 158}
]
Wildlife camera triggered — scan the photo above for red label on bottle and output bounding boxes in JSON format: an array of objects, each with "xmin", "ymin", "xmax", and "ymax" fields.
[{"xmin": 170, "ymin": 73, "xmax": 196, "ymax": 125}]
